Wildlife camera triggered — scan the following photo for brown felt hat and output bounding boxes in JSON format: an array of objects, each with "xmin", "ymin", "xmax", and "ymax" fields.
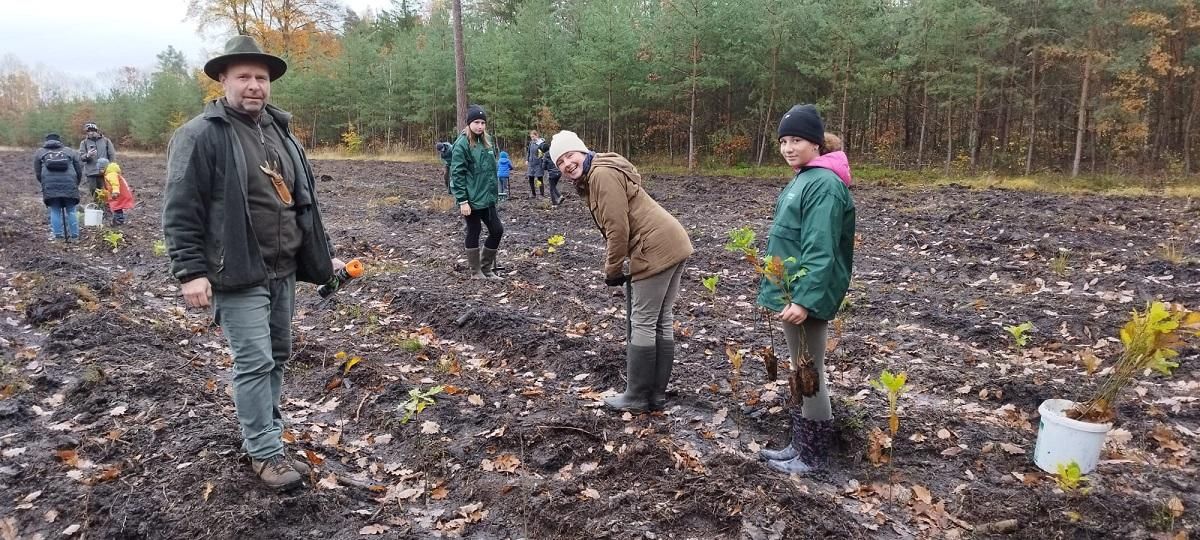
[{"xmin": 203, "ymin": 35, "xmax": 288, "ymax": 82}]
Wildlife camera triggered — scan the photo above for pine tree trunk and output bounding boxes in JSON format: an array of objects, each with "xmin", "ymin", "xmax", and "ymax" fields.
[
  {"xmin": 688, "ymin": 36, "xmax": 699, "ymax": 171},
  {"xmin": 1071, "ymin": 36, "xmax": 1093, "ymax": 178},
  {"xmin": 944, "ymin": 102, "xmax": 954, "ymax": 176},
  {"xmin": 1025, "ymin": 48, "xmax": 1039, "ymax": 176},
  {"xmin": 1185, "ymin": 73, "xmax": 1200, "ymax": 175},
  {"xmin": 757, "ymin": 44, "xmax": 778, "ymax": 167},
  {"xmin": 917, "ymin": 79, "xmax": 928, "ymax": 168},
  {"xmin": 969, "ymin": 65, "xmax": 983, "ymax": 170},
  {"xmin": 452, "ymin": 0, "xmax": 469, "ymax": 130},
  {"xmin": 840, "ymin": 47, "xmax": 851, "ymax": 137},
  {"xmin": 607, "ymin": 80, "xmax": 614, "ymax": 151}
]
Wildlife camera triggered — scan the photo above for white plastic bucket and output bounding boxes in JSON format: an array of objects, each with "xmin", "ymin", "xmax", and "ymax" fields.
[
  {"xmin": 1033, "ymin": 399, "xmax": 1111, "ymax": 474},
  {"xmin": 83, "ymin": 204, "xmax": 104, "ymax": 227}
]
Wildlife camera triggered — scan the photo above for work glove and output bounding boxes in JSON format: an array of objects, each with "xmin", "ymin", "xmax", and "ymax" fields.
[{"xmin": 604, "ymin": 274, "xmax": 628, "ymax": 287}]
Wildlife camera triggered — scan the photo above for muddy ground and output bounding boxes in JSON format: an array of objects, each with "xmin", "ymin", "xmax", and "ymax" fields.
[{"xmin": 0, "ymin": 149, "xmax": 1197, "ymax": 539}]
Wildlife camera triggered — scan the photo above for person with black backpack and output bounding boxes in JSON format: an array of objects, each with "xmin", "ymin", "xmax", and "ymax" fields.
[{"xmin": 33, "ymin": 133, "xmax": 84, "ymax": 242}]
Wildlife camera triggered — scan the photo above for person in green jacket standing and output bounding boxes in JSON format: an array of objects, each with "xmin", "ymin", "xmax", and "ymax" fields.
[
  {"xmin": 450, "ymin": 105, "xmax": 503, "ymax": 279},
  {"xmin": 756, "ymin": 104, "xmax": 856, "ymax": 474}
]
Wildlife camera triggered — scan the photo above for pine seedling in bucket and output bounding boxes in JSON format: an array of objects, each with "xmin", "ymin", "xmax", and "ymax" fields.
[
  {"xmin": 1068, "ymin": 302, "xmax": 1200, "ymax": 423},
  {"xmin": 871, "ymin": 370, "xmax": 909, "ymax": 436}
]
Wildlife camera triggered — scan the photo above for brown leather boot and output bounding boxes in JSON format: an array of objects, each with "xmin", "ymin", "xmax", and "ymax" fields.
[{"xmin": 251, "ymin": 454, "xmax": 303, "ymax": 490}]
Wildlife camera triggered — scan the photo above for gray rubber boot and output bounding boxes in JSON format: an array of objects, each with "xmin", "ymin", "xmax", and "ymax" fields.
[
  {"xmin": 603, "ymin": 344, "xmax": 656, "ymax": 412},
  {"xmin": 649, "ymin": 339, "xmax": 675, "ymax": 410},
  {"xmin": 465, "ymin": 248, "xmax": 486, "ymax": 279},
  {"xmin": 767, "ymin": 417, "xmax": 831, "ymax": 474},
  {"xmin": 759, "ymin": 407, "xmax": 803, "ymax": 461},
  {"xmin": 480, "ymin": 247, "xmax": 502, "ymax": 280}
]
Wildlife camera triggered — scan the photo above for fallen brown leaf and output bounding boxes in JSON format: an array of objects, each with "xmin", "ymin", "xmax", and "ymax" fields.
[
  {"xmin": 1167, "ymin": 496, "xmax": 1184, "ymax": 518},
  {"xmin": 999, "ymin": 443, "xmax": 1024, "ymax": 455},
  {"xmin": 911, "ymin": 484, "xmax": 933, "ymax": 505}
]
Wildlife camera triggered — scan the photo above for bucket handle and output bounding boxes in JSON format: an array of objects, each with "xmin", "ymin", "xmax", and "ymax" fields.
[{"xmin": 85, "ymin": 203, "xmax": 99, "ymax": 210}]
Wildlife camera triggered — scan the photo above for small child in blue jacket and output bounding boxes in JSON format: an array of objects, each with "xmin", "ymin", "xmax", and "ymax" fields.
[{"xmin": 497, "ymin": 150, "xmax": 512, "ymax": 199}]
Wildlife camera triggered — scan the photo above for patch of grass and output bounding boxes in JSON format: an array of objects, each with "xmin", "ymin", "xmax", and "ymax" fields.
[
  {"xmin": 0, "ymin": 360, "xmax": 30, "ymax": 398},
  {"xmin": 1159, "ymin": 241, "xmax": 1185, "ymax": 264},
  {"xmin": 82, "ymin": 365, "xmax": 106, "ymax": 384},
  {"xmin": 429, "ymin": 195, "xmax": 456, "ymax": 212},
  {"xmin": 639, "ymin": 159, "xmax": 792, "ymax": 179},
  {"xmin": 1050, "ymin": 250, "xmax": 1070, "ymax": 276},
  {"xmin": 363, "ymin": 260, "xmax": 407, "ymax": 278},
  {"xmin": 308, "ymin": 146, "xmax": 433, "ymax": 163},
  {"xmin": 371, "ymin": 195, "xmax": 405, "ymax": 207},
  {"xmin": 397, "ymin": 338, "xmax": 424, "ymax": 353}
]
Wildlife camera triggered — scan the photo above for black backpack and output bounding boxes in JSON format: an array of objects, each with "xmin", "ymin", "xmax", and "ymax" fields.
[{"xmin": 42, "ymin": 150, "xmax": 71, "ymax": 172}]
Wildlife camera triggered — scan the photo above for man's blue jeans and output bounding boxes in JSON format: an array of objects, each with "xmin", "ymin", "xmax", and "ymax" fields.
[
  {"xmin": 214, "ymin": 275, "xmax": 296, "ymax": 460},
  {"xmin": 46, "ymin": 198, "xmax": 79, "ymax": 239}
]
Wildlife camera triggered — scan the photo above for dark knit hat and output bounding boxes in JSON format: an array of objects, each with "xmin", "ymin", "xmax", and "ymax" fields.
[
  {"xmin": 466, "ymin": 105, "xmax": 487, "ymax": 124},
  {"xmin": 45, "ymin": 133, "xmax": 61, "ymax": 141},
  {"xmin": 777, "ymin": 104, "xmax": 824, "ymax": 145}
]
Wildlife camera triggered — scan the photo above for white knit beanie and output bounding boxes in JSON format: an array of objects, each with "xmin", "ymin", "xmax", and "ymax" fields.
[{"xmin": 549, "ymin": 130, "xmax": 589, "ymax": 166}]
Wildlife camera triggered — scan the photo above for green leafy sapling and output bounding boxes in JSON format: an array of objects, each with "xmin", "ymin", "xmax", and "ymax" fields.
[
  {"xmin": 546, "ymin": 234, "xmax": 565, "ymax": 253},
  {"xmin": 102, "ymin": 230, "xmax": 124, "ymax": 251},
  {"xmin": 871, "ymin": 370, "xmax": 909, "ymax": 435},
  {"xmin": 701, "ymin": 275, "xmax": 719, "ymax": 297},
  {"xmin": 1003, "ymin": 321, "xmax": 1034, "ymax": 350},
  {"xmin": 400, "ymin": 385, "xmax": 444, "ymax": 424},
  {"xmin": 724, "ymin": 227, "xmax": 808, "ymax": 306},
  {"xmin": 1055, "ymin": 461, "xmax": 1090, "ymax": 494},
  {"xmin": 152, "ymin": 239, "xmax": 167, "ymax": 257}
]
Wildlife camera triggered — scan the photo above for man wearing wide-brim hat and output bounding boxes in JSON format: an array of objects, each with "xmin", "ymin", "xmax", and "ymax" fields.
[{"xmin": 163, "ymin": 35, "xmax": 345, "ymax": 491}]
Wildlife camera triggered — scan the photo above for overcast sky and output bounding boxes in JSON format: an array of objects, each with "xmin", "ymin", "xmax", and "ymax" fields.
[{"xmin": 0, "ymin": 0, "xmax": 394, "ymax": 92}]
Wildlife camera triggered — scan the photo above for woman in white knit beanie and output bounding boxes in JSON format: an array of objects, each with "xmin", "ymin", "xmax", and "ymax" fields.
[{"xmin": 548, "ymin": 131, "xmax": 693, "ymax": 413}]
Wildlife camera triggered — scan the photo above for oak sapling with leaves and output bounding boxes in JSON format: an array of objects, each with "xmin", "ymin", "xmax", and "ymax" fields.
[
  {"xmin": 726, "ymin": 344, "xmax": 744, "ymax": 398},
  {"xmin": 871, "ymin": 370, "xmax": 909, "ymax": 436},
  {"xmin": 1003, "ymin": 321, "xmax": 1033, "ymax": 350},
  {"xmin": 1055, "ymin": 460, "xmax": 1090, "ymax": 494},
  {"xmin": 102, "ymin": 230, "xmax": 124, "ymax": 251},
  {"xmin": 724, "ymin": 226, "xmax": 808, "ymax": 306},
  {"xmin": 401, "ymin": 385, "xmax": 444, "ymax": 424},
  {"xmin": 701, "ymin": 274, "xmax": 718, "ymax": 298}
]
